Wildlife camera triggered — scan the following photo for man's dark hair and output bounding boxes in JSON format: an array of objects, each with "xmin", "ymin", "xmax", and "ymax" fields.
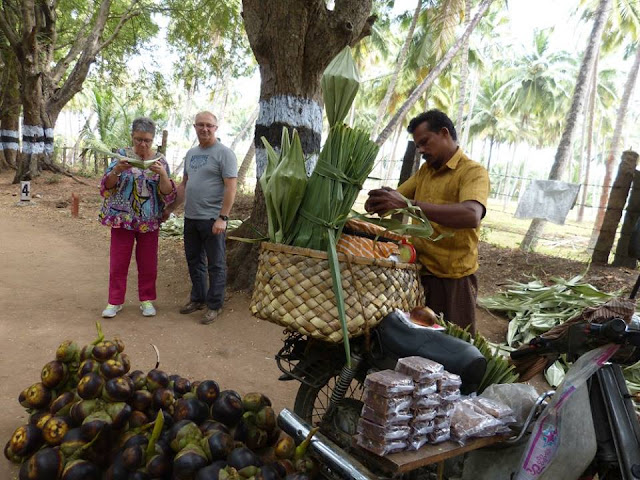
[{"xmin": 407, "ymin": 109, "xmax": 457, "ymax": 141}]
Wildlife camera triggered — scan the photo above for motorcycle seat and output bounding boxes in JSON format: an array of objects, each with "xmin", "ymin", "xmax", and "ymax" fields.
[{"xmin": 375, "ymin": 311, "xmax": 488, "ymax": 394}]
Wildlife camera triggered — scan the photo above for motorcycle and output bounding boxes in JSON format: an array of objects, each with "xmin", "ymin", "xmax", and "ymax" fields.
[{"xmin": 276, "ymin": 310, "xmax": 640, "ymax": 479}]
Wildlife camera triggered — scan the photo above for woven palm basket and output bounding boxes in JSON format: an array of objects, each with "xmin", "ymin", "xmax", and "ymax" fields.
[{"xmin": 250, "ymin": 242, "xmax": 425, "ymax": 343}]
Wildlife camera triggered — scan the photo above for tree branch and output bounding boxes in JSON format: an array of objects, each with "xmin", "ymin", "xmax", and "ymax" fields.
[
  {"xmin": 349, "ymin": 14, "xmax": 376, "ymax": 46},
  {"xmin": 99, "ymin": 9, "xmax": 140, "ymax": 51},
  {"xmin": 0, "ymin": 8, "xmax": 20, "ymax": 47},
  {"xmin": 41, "ymin": 1, "xmax": 57, "ymax": 75},
  {"xmin": 50, "ymin": 13, "xmax": 93, "ymax": 84}
]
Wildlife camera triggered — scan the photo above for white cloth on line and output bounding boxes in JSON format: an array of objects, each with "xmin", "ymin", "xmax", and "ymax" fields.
[{"xmin": 514, "ymin": 179, "xmax": 581, "ymax": 225}]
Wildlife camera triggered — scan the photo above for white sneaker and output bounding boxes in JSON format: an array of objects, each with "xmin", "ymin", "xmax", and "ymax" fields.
[
  {"xmin": 102, "ymin": 304, "xmax": 123, "ymax": 318},
  {"xmin": 140, "ymin": 301, "xmax": 156, "ymax": 317}
]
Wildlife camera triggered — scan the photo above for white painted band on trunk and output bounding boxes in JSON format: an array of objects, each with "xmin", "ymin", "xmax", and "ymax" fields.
[
  {"xmin": 1, "ymin": 129, "xmax": 19, "ymax": 138},
  {"xmin": 255, "ymin": 148, "xmax": 319, "ymax": 180},
  {"xmin": 44, "ymin": 143, "xmax": 54, "ymax": 154},
  {"xmin": 2, "ymin": 142, "xmax": 19, "ymax": 150},
  {"xmin": 44, "ymin": 128, "xmax": 54, "ymax": 138},
  {"xmin": 23, "ymin": 142, "xmax": 44, "ymax": 154},
  {"xmin": 23, "ymin": 125, "xmax": 44, "ymax": 136},
  {"xmin": 257, "ymin": 96, "xmax": 322, "ymax": 134}
]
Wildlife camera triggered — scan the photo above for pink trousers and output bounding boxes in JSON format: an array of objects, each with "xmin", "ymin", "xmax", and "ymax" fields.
[{"xmin": 109, "ymin": 228, "xmax": 158, "ymax": 305}]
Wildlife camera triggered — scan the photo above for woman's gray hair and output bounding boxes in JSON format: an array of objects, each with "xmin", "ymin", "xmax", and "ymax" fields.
[{"xmin": 131, "ymin": 117, "xmax": 156, "ymax": 136}]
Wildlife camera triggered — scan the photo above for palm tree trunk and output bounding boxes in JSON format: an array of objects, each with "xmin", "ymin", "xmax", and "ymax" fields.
[
  {"xmin": 385, "ymin": 119, "xmax": 405, "ymax": 183},
  {"xmin": 591, "ymin": 43, "xmax": 640, "ymax": 263},
  {"xmin": 520, "ymin": 0, "xmax": 610, "ymax": 251},
  {"xmin": 456, "ymin": 0, "xmax": 472, "ymax": 129},
  {"xmin": 461, "ymin": 75, "xmax": 478, "ymax": 148},
  {"xmin": 375, "ymin": 0, "xmax": 494, "ymax": 146},
  {"xmin": 230, "ymin": 107, "xmax": 259, "ymax": 152},
  {"xmin": 487, "ymin": 136, "xmax": 495, "ymax": 171},
  {"xmin": 502, "ymin": 143, "xmax": 516, "ymax": 211},
  {"xmin": 370, "ymin": 0, "xmax": 422, "ymax": 141},
  {"xmin": 237, "ymin": 141, "xmax": 256, "ymax": 188},
  {"xmin": 579, "ymin": 55, "xmax": 599, "ymax": 222}
]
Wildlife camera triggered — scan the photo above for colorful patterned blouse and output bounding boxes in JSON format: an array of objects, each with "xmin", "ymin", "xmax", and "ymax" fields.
[{"xmin": 99, "ymin": 148, "xmax": 177, "ymax": 233}]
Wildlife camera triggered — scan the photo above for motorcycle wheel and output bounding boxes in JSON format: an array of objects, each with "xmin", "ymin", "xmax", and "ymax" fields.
[{"xmin": 294, "ymin": 374, "xmax": 366, "ymax": 427}]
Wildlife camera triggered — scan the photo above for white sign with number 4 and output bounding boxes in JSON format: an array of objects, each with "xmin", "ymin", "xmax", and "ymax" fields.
[{"xmin": 20, "ymin": 181, "xmax": 31, "ymax": 202}]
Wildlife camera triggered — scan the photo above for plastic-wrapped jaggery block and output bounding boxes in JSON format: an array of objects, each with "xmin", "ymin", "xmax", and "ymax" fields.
[
  {"xmin": 361, "ymin": 405, "xmax": 412, "ymax": 425},
  {"xmin": 356, "ymin": 434, "xmax": 407, "ymax": 456},
  {"xmin": 357, "ymin": 418, "xmax": 411, "ymax": 442},
  {"xmin": 363, "ymin": 389, "xmax": 412, "ymax": 414},
  {"xmin": 436, "ymin": 400, "xmax": 457, "ymax": 418},
  {"xmin": 412, "ymin": 392, "xmax": 440, "ymax": 409},
  {"xmin": 410, "ymin": 419, "xmax": 435, "ymax": 436},
  {"xmin": 437, "ymin": 371, "xmax": 462, "ymax": 392},
  {"xmin": 427, "ymin": 427, "xmax": 451, "ymax": 444},
  {"xmin": 434, "ymin": 415, "xmax": 452, "ymax": 430},
  {"xmin": 412, "ymin": 407, "xmax": 437, "ymax": 422},
  {"xmin": 414, "ymin": 381, "xmax": 438, "ymax": 395},
  {"xmin": 472, "ymin": 396, "xmax": 515, "ymax": 419},
  {"xmin": 364, "ymin": 369, "xmax": 414, "ymax": 396},
  {"xmin": 395, "ymin": 356, "xmax": 444, "ymax": 382},
  {"xmin": 439, "ymin": 389, "xmax": 461, "ymax": 403},
  {"xmin": 406, "ymin": 434, "xmax": 428, "ymax": 451},
  {"xmin": 450, "ymin": 399, "xmax": 503, "ymax": 444}
]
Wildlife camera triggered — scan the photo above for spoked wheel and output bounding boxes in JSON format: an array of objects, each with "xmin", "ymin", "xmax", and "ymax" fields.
[{"xmin": 293, "ymin": 375, "xmax": 366, "ymax": 448}]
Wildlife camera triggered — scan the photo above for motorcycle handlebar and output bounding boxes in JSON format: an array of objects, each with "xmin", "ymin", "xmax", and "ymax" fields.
[{"xmin": 510, "ymin": 318, "xmax": 631, "ymax": 361}]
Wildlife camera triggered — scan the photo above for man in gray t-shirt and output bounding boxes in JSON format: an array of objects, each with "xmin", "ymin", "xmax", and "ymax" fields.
[{"xmin": 166, "ymin": 111, "xmax": 238, "ymax": 324}]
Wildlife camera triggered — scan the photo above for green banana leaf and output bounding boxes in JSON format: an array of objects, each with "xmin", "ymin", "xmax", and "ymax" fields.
[
  {"xmin": 322, "ymin": 46, "xmax": 360, "ymax": 127},
  {"xmin": 267, "ymin": 130, "xmax": 307, "ymax": 243}
]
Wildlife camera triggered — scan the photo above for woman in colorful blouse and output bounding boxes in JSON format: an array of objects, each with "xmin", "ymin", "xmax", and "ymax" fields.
[{"xmin": 99, "ymin": 117, "xmax": 177, "ymax": 318}]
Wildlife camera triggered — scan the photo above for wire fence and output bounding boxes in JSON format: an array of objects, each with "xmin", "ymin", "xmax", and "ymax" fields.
[
  {"xmin": 52, "ymin": 145, "xmax": 637, "ymax": 263},
  {"xmin": 359, "ymin": 161, "xmax": 640, "ymax": 262}
]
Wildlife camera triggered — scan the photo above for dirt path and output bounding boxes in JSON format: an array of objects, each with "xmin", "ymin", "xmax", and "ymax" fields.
[
  {"xmin": 0, "ymin": 184, "xmax": 297, "ymax": 478},
  {"xmin": 2, "ymin": 170, "xmax": 634, "ymax": 477}
]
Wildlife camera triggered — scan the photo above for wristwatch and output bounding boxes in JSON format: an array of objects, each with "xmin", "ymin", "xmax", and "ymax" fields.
[{"xmin": 219, "ymin": 215, "xmax": 229, "ymax": 221}]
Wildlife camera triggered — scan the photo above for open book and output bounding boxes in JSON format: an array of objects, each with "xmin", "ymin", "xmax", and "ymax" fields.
[{"xmin": 127, "ymin": 158, "xmax": 157, "ymax": 169}]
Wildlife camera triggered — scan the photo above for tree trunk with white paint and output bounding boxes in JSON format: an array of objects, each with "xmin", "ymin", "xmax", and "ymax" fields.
[
  {"xmin": 227, "ymin": 0, "xmax": 375, "ymax": 290},
  {"xmin": 0, "ymin": 0, "xmax": 140, "ymax": 182},
  {"xmin": 0, "ymin": 54, "xmax": 20, "ymax": 171},
  {"xmin": 520, "ymin": 0, "xmax": 610, "ymax": 252}
]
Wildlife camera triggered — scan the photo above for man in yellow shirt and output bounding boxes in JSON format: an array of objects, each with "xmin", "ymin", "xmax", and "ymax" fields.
[{"xmin": 365, "ymin": 110, "xmax": 489, "ymax": 334}]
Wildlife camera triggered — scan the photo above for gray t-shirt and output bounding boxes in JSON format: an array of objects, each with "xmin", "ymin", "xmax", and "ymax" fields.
[{"xmin": 184, "ymin": 142, "xmax": 238, "ymax": 220}]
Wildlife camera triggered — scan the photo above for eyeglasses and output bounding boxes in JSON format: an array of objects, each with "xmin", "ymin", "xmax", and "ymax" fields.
[
  {"xmin": 133, "ymin": 137, "xmax": 153, "ymax": 145},
  {"xmin": 194, "ymin": 123, "xmax": 218, "ymax": 129}
]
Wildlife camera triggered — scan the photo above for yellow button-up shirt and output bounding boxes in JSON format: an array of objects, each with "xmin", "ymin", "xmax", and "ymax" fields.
[{"xmin": 397, "ymin": 148, "xmax": 489, "ymax": 279}]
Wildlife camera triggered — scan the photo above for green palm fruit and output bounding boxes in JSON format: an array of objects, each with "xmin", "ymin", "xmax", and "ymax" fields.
[
  {"xmin": 242, "ymin": 392, "xmax": 272, "ymax": 413},
  {"xmin": 255, "ymin": 407, "xmax": 276, "ymax": 431},
  {"xmin": 56, "ymin": 340, "xmax": 80, "ymax": 363}
]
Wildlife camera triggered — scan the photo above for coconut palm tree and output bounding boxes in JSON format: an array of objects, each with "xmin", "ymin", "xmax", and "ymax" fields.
[
  {"xmin": 370, "ymin": 0, "xmax": 424, "ymax": 140},
  {"xmin": 520, "ymin": 0, "xmax": 612, "ymax": 251},
  {"xmin": 374, "ymin": 0, "xmax": 496, "ymax": 146},
  {"xmin": 587, "ymin": 0, "xmax": 640, "ymax": 255},
  {"xmin": 496, "ymin": 29, "xmax": 575, "ymax": 122}
]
